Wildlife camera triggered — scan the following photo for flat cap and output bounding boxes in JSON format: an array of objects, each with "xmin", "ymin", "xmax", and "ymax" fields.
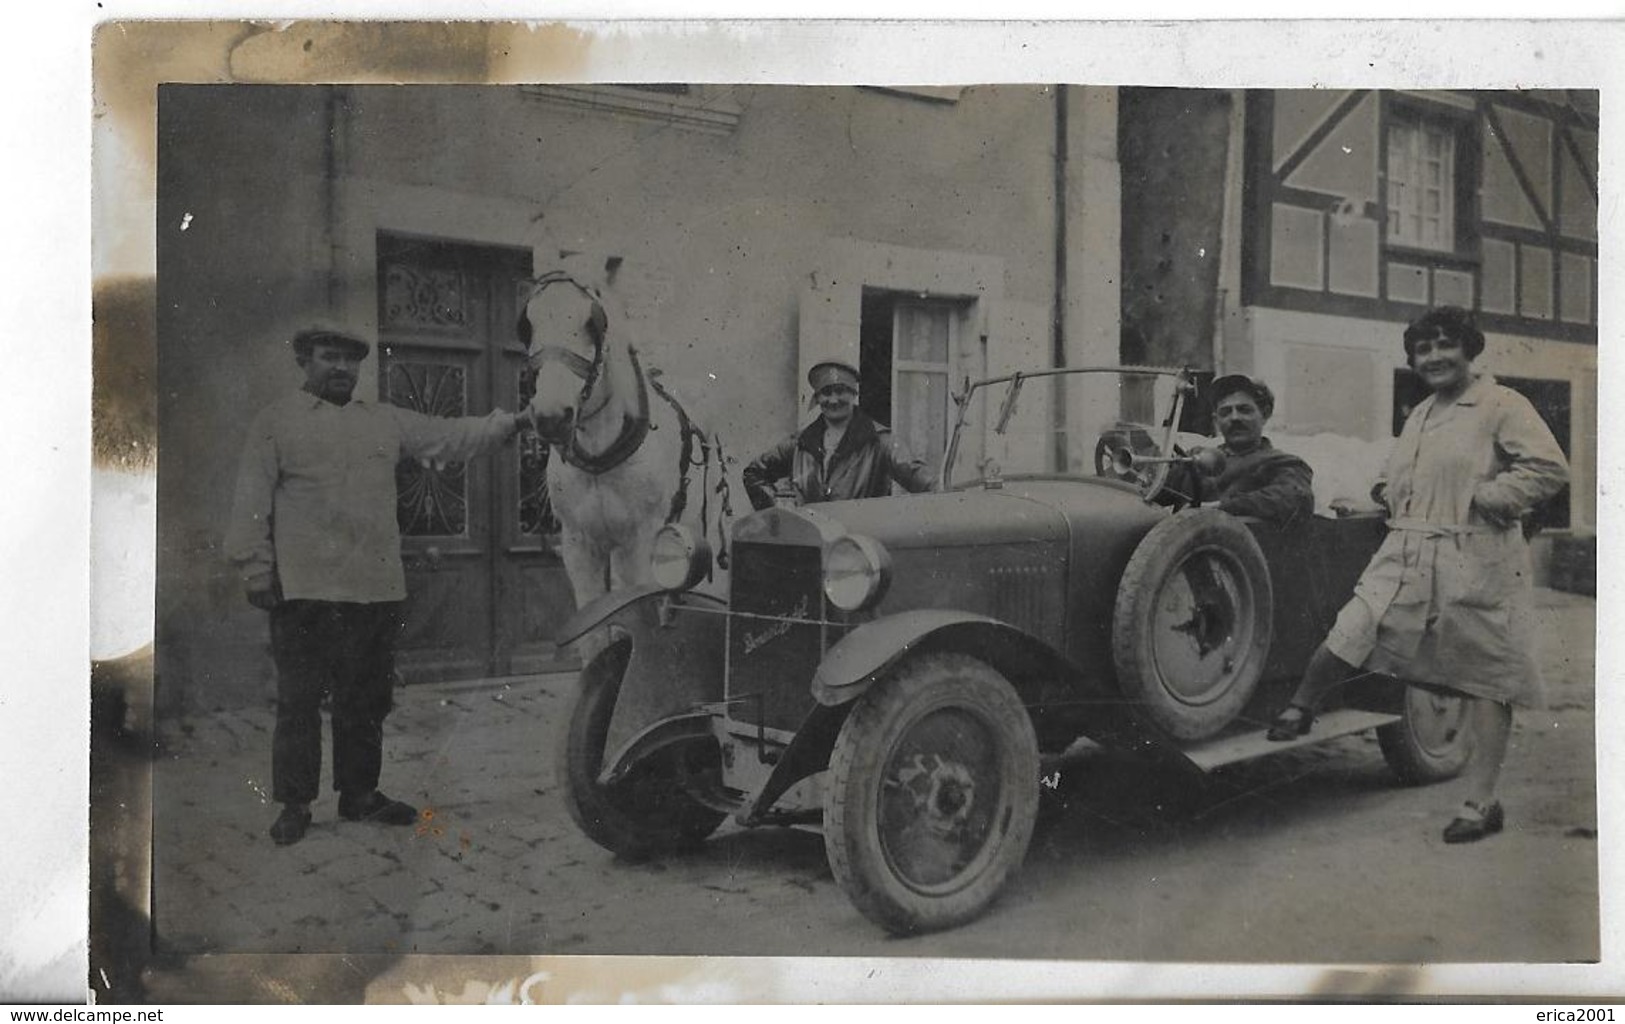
[
  {"xmin": 808, "ymin": 360, "xmax": 860, "ymax": 390},
  {"xmin": 291, "ymin": 325, "xmax": 372, "ymax": 358},
  {"xmin": 1209, "ymin": 373, "xmax": 1275, "ymax": 419}
]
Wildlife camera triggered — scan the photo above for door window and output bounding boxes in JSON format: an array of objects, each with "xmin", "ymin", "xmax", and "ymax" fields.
[
  {"xmin": 386, "ymin": 359, "xmax": 471, "ymax": 537},
  {"xmin": 859, "ymin": 290, "xmax": 964, "ymax": 471},
  {"xmin": 375, "ymin": 233, "xmax": 571, "ymax": 683}
]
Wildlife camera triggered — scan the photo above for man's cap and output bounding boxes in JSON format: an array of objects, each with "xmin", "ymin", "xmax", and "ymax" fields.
[
  {"xmin": 1209, "ymin": 373, "xmax": 1275, "ymax": 419},
  {"xmin": 291, "ymin": 325, "xmax": 372, "ymax": 359},
  {"xmin": 808, "ymin": 360, "xmax": 860, "ymax": 390}
]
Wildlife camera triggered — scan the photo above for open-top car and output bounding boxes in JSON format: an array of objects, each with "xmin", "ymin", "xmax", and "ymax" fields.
[{"xmin": 554, "ymin": 365, "xmax": 1477, "ymax": 935}]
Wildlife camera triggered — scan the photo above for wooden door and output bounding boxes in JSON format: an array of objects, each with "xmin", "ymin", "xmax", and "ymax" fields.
[{"xmin": 376, "ymin": 234, "xmax": 576, "ymax": 683}]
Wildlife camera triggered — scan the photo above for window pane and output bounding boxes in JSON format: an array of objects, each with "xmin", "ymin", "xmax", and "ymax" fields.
[
  {"xmin": 897, "ymin": 303, "xmax": 950, "ymax": 363},
  {"xmin": 387, "ymin": 361, "xmax": 470, "ymax": 537},
  {"xmin": 895, "ymin": 370, "xmax": 948, "ymax": 469},
  {"xmin": 1389, "ymin": 123, "xmax": 1413, "ymax": 164},
  {"xmin": 1386, "ymin": 115, "xmax": 1455, "ymax": 252},
  {"xmin": 383, "ymin": 262, "xmax": 469, "ymax": 329}
]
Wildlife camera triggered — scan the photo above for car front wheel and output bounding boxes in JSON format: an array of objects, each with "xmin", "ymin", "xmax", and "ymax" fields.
[
  {"xmin": 824, "ymin": 652, "xmax": 1040, "ymax": 935},
  {"xmin": 558, "ymin": 639, "xmax": 727, "ymax": 859},
  {"xmin": 1377, "ymin": 683, "xmax": 1478, "ymax": 785}
]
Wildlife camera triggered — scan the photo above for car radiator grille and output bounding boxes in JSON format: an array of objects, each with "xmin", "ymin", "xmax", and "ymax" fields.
[{"xmin": 726, "ymin": 541, "xmax": 832, "ymax": 733}]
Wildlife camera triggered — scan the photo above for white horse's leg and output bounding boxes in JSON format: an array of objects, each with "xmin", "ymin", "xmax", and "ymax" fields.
[
  {"xmin": 557, "ymin": 526, "xmax": 611, "ymax": 665},
  {"xmin": 609, "ymin": 521, "xmax": 658, "ymax": 593}
]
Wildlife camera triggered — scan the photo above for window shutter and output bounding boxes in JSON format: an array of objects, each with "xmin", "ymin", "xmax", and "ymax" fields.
[{"xmin": 797, "ymin": 282, "xmax": 862, "ymax": 417}]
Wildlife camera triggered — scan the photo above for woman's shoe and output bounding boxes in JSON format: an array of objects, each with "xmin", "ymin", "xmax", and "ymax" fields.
[
  {"xmin": 1443, "ymin": 800, "xmax": 1505, "ymax": 844},
  {"xmin": 1266, "ymin": 704, "xmax": 1314, "ymax": 742}
]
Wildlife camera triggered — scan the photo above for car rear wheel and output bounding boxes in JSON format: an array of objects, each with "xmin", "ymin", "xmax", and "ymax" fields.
[
  {"xmin": 1112, "ymin": 508, "xmax": 1274, "ymax": 741},
  {"xmin": 559, "ymin": 639, "xmax": 726, "ymax": 859},
  {"xmin": 824, "ymin": 653, "xmax": 1040, "ymax": 936},
  {"xmin": 1378, "ymin": 684, "xmax": 1478, "ymax": 784}
]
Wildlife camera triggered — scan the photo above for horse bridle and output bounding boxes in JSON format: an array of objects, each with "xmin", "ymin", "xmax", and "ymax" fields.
[
  {"xmin": 518, "ymin": 271, "xmax": 613, "ymax": 425},
  {"xmin": 516, "ymin": 271, "xmax": 733, "ymax": 561}
]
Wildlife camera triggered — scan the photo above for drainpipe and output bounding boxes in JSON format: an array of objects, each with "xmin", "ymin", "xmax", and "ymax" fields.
[
  {"xmin": 1052, "ymin": 84, "xmax": 1069, "ymax": 471},
  {"xmin": 1213, "ymin": 88, "xmax": 1246, "ymax": 375},
  {"xmin": 322, "ymin": 85, "xmax": 345, "ymax": 315}
]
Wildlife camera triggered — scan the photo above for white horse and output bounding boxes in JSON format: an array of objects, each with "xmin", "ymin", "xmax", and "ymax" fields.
[{"xmin": 518, "ymin": 272, "xmax": 732, "ymax": 641}]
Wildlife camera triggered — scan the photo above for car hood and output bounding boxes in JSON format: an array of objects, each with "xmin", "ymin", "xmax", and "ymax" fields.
[{"xmin": 776, "ymin": 476, "xmax": 1158, "ymax": 550}]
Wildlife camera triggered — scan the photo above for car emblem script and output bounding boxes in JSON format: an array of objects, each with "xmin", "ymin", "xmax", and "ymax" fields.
[{"xmin": 741, "ymin": 596, "xmax": 809, "ymax": 655}]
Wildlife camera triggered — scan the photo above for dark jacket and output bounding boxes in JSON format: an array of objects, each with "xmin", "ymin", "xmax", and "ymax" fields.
[
  {"xmin": 1165, "ymin": 438, "xmax": 1315, "ymax": 525},
  {"xmin": 743, "ymin": 410, "xmax": 936, "ymax": 510}
]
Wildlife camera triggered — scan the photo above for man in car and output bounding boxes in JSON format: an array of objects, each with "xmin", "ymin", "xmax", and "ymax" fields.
[
  {"xmin": 1164, "ymin": 373, "xmax": 1315, "ymax": 525},
  {"xmin": 226, "ymin": 324, "xmax": 531, "ymax": 846},
  {"xmin": 743, "ymin": 360, "xmax": 936, "ymax": 510}
]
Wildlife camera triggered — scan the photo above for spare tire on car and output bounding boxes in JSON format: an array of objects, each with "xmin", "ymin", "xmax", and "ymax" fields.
[{"xmin": 1111, "ymin": 507, "xmax": 1273, "ymax": 741}]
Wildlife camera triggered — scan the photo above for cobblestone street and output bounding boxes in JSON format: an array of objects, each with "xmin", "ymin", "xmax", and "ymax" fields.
[
  {"xmin": 150, "ymin": 588, "xmax": 1598, "ymax": 972},
  {"xmin": 154, "ymin": 673, "xmax": 591, "ymax": 955}
]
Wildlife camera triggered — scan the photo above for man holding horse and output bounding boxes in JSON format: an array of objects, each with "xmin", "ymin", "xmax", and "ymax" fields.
[
  {"xmin": 226, "ymin": 325, "xmax": 531, "ymax": 846},
  {"xmin": 744, "ymin": 360, "xmax": 936, "ymax": 510}
]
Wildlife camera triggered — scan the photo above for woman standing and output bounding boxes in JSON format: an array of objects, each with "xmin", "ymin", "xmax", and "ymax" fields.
[{"xmin": 1266, "ymin": 306, "xmax": 1569, "ymax": 844}]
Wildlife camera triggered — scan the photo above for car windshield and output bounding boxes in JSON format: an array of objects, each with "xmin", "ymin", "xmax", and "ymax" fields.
[{"xmin": 941, "ymin": 365, "xmax": 1196, "ymax": 492}]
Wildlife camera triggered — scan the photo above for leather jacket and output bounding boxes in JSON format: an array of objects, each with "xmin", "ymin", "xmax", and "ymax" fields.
[{"xmin": 743, "ymin": 410, "xmax": 935, "ymax": 510}]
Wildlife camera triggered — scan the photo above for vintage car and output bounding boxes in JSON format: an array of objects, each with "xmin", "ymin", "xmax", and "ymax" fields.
[{"xmin": 554, "ymin": 365, "xmax": 1477, "ymax": 935}]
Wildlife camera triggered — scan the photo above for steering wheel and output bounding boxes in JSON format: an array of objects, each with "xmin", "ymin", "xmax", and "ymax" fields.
[{"xmin": 1093, "ymin": 429, "xmax": 1174, "ymax": 502}]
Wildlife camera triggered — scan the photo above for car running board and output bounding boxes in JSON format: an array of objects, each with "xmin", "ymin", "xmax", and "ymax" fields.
[{"xmin": 1182, "ymin": 709, "xmax": 1402, "ymax": 772}]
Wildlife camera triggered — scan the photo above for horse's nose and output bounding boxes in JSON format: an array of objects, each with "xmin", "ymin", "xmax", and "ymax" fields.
[{"xmin": 531, "ymin": 407, "xmax": 574, "ymax": 444}]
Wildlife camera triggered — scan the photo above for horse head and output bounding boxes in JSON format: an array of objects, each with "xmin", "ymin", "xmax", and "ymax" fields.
[
  {"xmin": 517, "ymin": 272, "xmax": 610, "ymax": 446},
  {"xmin": 515, "ymin": 272, "xmax": 735, "ymax": 630}
]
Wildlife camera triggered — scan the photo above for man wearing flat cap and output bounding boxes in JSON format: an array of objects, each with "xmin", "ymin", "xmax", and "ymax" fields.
[
  {"xmin": 226, "ymin": 325, "xmax": 531, "ymax": 846},
  {"xmin": 1165, "ymin": 373, "xmax": 1314, "ymax": 525},
  {"xmin": 743, "ymin": 359, "xmax": 935, "ymax": 511}
]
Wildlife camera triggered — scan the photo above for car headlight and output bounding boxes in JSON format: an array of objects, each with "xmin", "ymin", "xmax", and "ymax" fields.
[
  {"xmin": 822, "ymin": 534, "xmax": 891, "ymax": 612},
  {"xmin": 650, "ymin": 523, "xmax": 711, "ymax": 592}
]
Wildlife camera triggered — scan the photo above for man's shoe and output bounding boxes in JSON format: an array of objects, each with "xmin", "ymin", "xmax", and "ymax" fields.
[
  {"xmin": 269, "ymin": 803, "xmax": 312, "ymax": 846},
  {"xmin": 339, "ymin": 790, "xmax": 419, "ymax": 826},
  {"xmin": 1443, "ymin": 800, "xmax": 1505, "ymax": 844},
  {"xmin": 1265, "ymin": 704, "xmax": 1314, "ymax": 742}
]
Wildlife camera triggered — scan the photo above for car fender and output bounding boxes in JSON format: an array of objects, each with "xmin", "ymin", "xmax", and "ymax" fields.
[
  {"xmin": 812, "ymin": 610, "xmax": 1024, "ymax": 706},
  {"xmin": 811, "ymin": 610, "xmax": 1193, "ymax": 768},
  {"xmin": 566, "ymin": 587, "xmax": 729, "ymax": 783},
  {"xmin": 556, "ymin": 584, "xmax": 672, "ymax": 647}
]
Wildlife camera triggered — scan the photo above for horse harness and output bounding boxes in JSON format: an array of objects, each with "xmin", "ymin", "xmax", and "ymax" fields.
[
  {"xmin": 519, "ymin": 271, "xmax": 734, "ymax": 569},
  {"xmin": 518, "ymin": 272, "xmax": 612, "ymax": 450}
]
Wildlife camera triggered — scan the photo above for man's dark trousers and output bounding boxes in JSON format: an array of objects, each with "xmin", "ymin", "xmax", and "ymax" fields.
[{"xmin": 269, "ymin": 600, "xmax": 406, "ymax": 804}]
